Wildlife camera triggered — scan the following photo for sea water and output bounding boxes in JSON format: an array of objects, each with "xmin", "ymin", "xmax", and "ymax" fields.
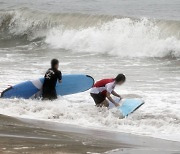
[{"xmin": 0, "ymin": 0, "xmax": 180, "ymax": 142}]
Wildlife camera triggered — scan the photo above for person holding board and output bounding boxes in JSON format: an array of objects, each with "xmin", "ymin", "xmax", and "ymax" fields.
[
  {"xmin": 42, "ymin": 59, "xmax": 62, "ymax": 100},
  {"xmin": 90, "ymin": 74, "xmax": 126, "ymax": 107}
]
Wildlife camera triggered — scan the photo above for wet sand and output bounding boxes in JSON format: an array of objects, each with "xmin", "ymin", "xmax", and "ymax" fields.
[{"xmin": 0, "ymin": 114, "xmax": 180, "ymax": 154}]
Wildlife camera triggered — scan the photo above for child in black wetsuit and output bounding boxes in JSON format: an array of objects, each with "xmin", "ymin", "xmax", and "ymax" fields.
[{"xmin": 42, "ymin": 59, "xmax": 62, "ymax": 100}]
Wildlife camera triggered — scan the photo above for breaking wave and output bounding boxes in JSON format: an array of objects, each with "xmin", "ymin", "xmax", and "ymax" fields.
[{"xmin": 0, "ymin": 8, "xmax": 180, "ymax": 58}]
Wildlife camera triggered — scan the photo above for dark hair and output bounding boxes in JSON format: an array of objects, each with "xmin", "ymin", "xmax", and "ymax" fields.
[
  {"xmin": 51, "ymin": 59, "xmax": 59, "ymax": 69},
  {"xmin": 115, "ymin": 74, "xmax": 126, "ymax": 83}
]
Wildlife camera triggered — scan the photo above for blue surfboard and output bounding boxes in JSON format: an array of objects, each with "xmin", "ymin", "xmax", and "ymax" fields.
[
  {"xmin": 1, "ymin": 74, "xmax": 94, "ymax": 99},
  {"xmin": 109, "ymin": 98, "xmax": 144, "ymax": 117}
]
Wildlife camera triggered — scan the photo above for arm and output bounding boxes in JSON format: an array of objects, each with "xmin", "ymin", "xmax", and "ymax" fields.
[
  {"xmin": 112, "ymin": 90, "xmax": 122, "ymax": 99},
  {"xmin": 58, "ymin": 71, "xmax": 62, "ymax": 83},
  {"xmin": 106, "ymin": 92, "xmax": 119, "ymax": 107}
]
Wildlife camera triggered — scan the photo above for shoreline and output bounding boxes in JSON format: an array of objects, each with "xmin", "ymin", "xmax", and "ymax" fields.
[
  {"xmin": 20, "ymin": 115, "xmax": 180, "ymax": 143},
  {"xmin": 0, "ymin": 114, "xmax": 180, "ymax": 154},
  {"xmin": 2, "ymin": 111, "xmax": 180, "ymax": 143}
]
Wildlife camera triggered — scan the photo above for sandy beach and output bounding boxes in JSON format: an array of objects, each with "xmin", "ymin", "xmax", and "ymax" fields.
[{"xmin": 0, "ymin": 114, "xmax": 180, "ymax": 154}]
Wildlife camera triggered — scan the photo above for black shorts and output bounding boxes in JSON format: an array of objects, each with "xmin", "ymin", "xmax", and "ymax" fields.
[{"xmin": 90, "ymin": 93, "xmax": 106, "ymax": 105}]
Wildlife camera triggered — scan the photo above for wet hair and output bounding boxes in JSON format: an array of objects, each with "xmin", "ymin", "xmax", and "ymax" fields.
[
  {"xmin": 51, "ymin": 59, "xmax": 59, "ymax": 69},
  {"xmin": 115, "ymin": 74, "xmax": 126, "ymax": 83}
]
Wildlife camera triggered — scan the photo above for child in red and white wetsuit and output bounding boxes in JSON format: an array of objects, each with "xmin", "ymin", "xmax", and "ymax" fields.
[{"xmin": 90, "ymin": 74, "xmax": 126, "ymax": 107}]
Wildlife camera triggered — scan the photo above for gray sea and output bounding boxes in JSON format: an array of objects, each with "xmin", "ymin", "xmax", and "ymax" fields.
[{"xmin": 0, "ymin": 0, "xmax": 180, "ymax": 144}]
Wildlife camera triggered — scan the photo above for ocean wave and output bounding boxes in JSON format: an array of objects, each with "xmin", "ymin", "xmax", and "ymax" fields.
[
  {"xmin": 0, "ymin": 8, "xmax": 180, "ymax": 58},
  {"xmin": 45, "ymin": 18, "xmax": 180, "ymax": 58}
]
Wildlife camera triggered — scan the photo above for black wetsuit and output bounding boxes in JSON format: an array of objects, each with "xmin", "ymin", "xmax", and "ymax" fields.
[{"xmin": 42, "ymin": 68, "xmax": 62, "ymax": 100}]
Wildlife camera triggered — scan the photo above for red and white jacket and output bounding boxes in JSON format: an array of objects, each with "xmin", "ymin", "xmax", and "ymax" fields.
[{"xmin": 90, "ymin": 78, "xmax": 116, "ymax": 96}]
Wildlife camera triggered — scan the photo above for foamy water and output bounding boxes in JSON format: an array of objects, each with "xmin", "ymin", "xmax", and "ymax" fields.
[
  {"xmin": 0, "ymin": 0, "xmax": 180, "ymax": 142},
  {"xmin": 45, "ymin": 18, "xmax": 180, "ymax": 57}
]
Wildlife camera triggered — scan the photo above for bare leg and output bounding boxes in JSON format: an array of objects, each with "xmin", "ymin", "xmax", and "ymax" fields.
[{"xmin": 96, "ymin": 99, "xmax": 109, "ymax": 107}]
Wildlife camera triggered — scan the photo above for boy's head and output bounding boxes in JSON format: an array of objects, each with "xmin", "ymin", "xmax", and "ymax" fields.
[
  {"xmin": 115, "ymin": 74, "xmax": 126, "ymax": 85},
  {"xmin": 51, "ymin": 59, "xmax": 59, "ymax": 70}
]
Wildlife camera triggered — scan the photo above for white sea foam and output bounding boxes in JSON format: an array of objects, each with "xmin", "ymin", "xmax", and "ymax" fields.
[
  {"xmin": 0, "ymin": 88, "xmax": 180, "ymax": 142},
  {"xmin": 45, "ymin": 18, "xmax": 180, "ymax": 58}
]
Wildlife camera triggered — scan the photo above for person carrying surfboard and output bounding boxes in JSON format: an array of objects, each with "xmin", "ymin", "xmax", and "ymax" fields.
[
  {"xmin": 90, "ymin": 74, "xmax": 126, "ymax": 107},
  {"xmin": 42, "ymin": 59, "xmax": 62, "ymax": 100}
]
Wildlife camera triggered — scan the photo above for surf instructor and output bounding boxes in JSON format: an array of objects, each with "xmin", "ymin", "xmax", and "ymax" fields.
[
  {"xmin": 90, "ymin": 74, "xmax": 126, "ymax": 107},
  {"xmin": 42, "ymin": 59, "xmax": 62, "ymax": 100}
]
